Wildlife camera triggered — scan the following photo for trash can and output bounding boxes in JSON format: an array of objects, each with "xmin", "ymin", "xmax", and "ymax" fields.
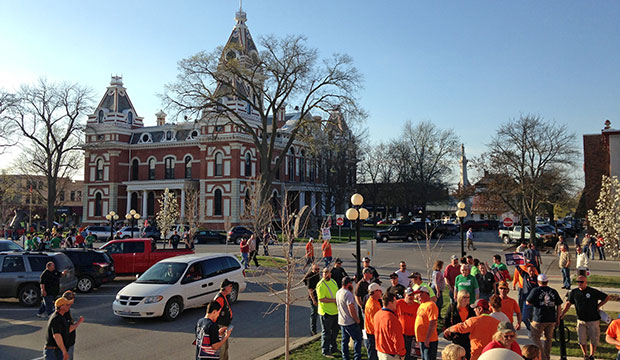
[{"xmin": 365, "ymin": 239, "xmax": 376, "ymax": 258}]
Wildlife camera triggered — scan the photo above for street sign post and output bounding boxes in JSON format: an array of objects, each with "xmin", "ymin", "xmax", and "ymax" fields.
[
  {"xmin": 336, "ymin": 214, "xmax": 344, "ymax": 240},
  {"xmin": 503, "ymin": 217, "xmax": 514, "ymax": 227}
]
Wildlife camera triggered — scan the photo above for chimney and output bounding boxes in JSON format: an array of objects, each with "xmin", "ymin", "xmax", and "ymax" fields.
[{"xmin": 155, "ymin": 110, "xmax": 167, "ymax": 126}]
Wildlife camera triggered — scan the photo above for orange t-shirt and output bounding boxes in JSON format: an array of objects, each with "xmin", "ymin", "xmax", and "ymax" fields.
[
  {"xmin": 606, "ymin": 319, "xmax": 620, "ymax": 350},
  {"xmin": 414, "ymin": 300, "xmax": 439, "ymax": 343},
  {"xmin": 305, "ymin": 242, "xmax": 314, "ymax": 257},
  {"xmin": 364, "ymin": 297, "xmax": 382, "ymax": 334},
  {"xmin": 396, "ymin": 299, "xmax": 419, "ymax": 336},
  {"xmin": 458, "ymin": 306, "xmax": 470, "ymax": 322},
  {"xmin": 500, "ymin": 296, "xmax": 521, "ymax": 322},
  {"xmin": 452, "ymin": 314, "xmax": 500, "ymax": 360},
  {"xmin": 322, "ymin": 241, "xmax": 332, "ymax": 257},
  {"xmin": 374, "ymin": 308, "xmax": 406, "ymax": 357}
]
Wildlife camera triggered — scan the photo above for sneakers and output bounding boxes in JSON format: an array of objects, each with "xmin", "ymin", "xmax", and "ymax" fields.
[{"xmin": 36, "ymin": 313, "xmax": 48, "ymax": 319}]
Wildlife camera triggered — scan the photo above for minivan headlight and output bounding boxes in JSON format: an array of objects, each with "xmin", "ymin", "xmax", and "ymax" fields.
[
  {"xmin": 144, "ymin": 295, "xmax": 163, "ymax": 304},
  {"xmin": 115, "ymin": 294, "xmax": 121, "ymax": 301}
]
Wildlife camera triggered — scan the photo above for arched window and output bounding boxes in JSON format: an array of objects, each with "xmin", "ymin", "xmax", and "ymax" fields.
[
  {"xmin": 96, "ymin": 159, "xmax": 103, "ymax": 181},
  {"xmin": 97, "ymin": 110, "xmax": 104, "ymax": 123},
  {"xmin": 214, "ymin": 189, "xmax": 222, "ymax": 216},
  {"xmin": 214, "ymin": 152, "xmax": 223, "ymax": 176},
  {"xmin": 184, "ymin": 156, "xmax": 192, "ymax": 178},
  {"xmin": 94, "ymin": 193, "xmax": 102, "ymax": 216},
  {"xmin": 300, "ymin": 150, "xmax": 306, "ymax": 182},
  {"xmin": 288, "ymin": 148, "xmax": 295, "ymax": 181},
  {"xmin": 131, "ymin": 159, "xmax": 139, "ymax": 180},
  {"xmin": 131, "ymin": 192, "xmax": 139, "ymax": 212},
  {"xmin": 127, "ymin": 112, "xmax": 133, "ymax": 125},
  {"xmin": 309, "ymin": 156, "xmax": 315, "ymax": 181},
  {"xmin": 147, "ymin": 192, "xmax": 155, "ymax": 216},
  {"xmin": 165, "ymin": 157, "xmax": 175, "ymax": 179},
  {"xmin": 245, "ymin": 153, "xmax": 251, "ymax": 177},
  {"xmin": 148, "ymin": 158, "xmax": 156, "ymax": 180}
]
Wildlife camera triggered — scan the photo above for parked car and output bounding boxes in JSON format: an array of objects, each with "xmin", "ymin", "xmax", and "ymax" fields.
[
  {"xmin": 140, "ymin": 226, "xmax": 161, "ymax": 240},
  {"xmin": 0, "ymin": 239, "xmax": 24, "ymax": 252},
  {"xmin": 161, "ymin": 225, "xmax": 191, "ymax": 241},
  {"xmin": 227, "ymin": 226, "xmax": 253, "ymax": 244},
  {"xmin": 375, "ymin": 222, "xmax": 427, "ymax": 242},
  {"xmin": 498, "ymin": 225, "xmax": 546, "ymax": 245},
  {"xmin": 0, "ymin": 251, "xmax": 77, "ymax": 306},
  {"xmin": 112, "ymin": 253, "xmax": 246, "ymax": 321},
  {"xmin": 116, "ymin": 226, "xmax": 142, "ymax": 239},
  {"xmin": 99, "ymin": 238, "xmax": 194, "ymax": 275},
  {"xmin": 431, "ymin": 222, "xmax": 458, "ymax": 237},
  {"xmin": 461, "ymin": 220, "xmax": 488, "ymax": 232},
  {"xmin": 84, "ymin": 226, "xmax": 113, "ymax": 241},
  {"xmin": 60, "ymin": 249, "xmax": 115, "ymax": 293},
  {"xmin": 193, "ymin": 230, "xmax": 226, "ymax": 244}
]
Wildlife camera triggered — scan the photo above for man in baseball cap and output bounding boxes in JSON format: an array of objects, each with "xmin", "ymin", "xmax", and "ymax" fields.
[
  {"xmin": 364, "ymin": 282, "xmax": 383, "ymax": 360},
  {"xmin": 444, "ymin": 298, "xmax": 500, "ymax": 360},
  {"xmin": 362, "ymin": 257, "xmax": 380, "ymax": 284},
  {"xmin": 413, "ymin": 283, "xmax": 439, "ymax": 358},
  {"xmin": 526, "ymin": 273, "xmax": 562, "ymax": 360}
]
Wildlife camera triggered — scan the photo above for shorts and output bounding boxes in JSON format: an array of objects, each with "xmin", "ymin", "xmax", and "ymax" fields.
[{"xmin": 577, "ymin": 320, "xmax": 600, "ymax": 345}]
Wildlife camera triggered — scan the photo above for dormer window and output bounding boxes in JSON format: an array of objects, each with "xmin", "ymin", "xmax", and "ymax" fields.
[
  {"xmin": 127, "ymin": 112, "xmax": 133, "ymax": 125},
  {"xmin": 139, "ymin": 133, "xmax": 152, "ymax": 143},
  {"xmin": 166, "ymin": 131, "xmax": 172, "ymax": 140},
  {"xmin": 97, "ymin": 110, "xmax": 104, "ymax": 123},
  {"xmin": 191, "ymin": 130, "xmax": 198, "ymax": 138}
]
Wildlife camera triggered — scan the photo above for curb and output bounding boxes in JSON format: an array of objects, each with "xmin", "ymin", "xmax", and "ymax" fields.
[{"xmin": 254, "ymin": 334, "xmax": 321, "ymax": 360}]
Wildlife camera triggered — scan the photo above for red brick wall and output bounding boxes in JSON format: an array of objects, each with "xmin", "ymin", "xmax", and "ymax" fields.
[{"xmin": 583, "ymin": 134, "xmax": 610, "ymax": 214}]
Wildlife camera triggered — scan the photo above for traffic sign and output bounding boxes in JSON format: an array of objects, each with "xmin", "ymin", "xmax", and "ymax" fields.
[
  {"xmin": 503, "ymin": 218, "xmax": 514, "ymax": 227},
  {"xmin": 336, "ymin": 214, "xmax": 344, "ymax": 226}
]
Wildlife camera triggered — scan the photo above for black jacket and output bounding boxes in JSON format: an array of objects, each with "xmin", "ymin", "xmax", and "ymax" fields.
[{"xmin": 444, "ymin": 302, "xmax": 475, "ymax": 351}]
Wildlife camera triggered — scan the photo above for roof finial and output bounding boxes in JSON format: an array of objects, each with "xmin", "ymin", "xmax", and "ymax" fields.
[
  {"xmin": 240, "ymin": 0, "xmax": 242, "ymax": 12},
  {"xmin": 235, "ymin": 0, "xmax": 247, "ymax": 25}
]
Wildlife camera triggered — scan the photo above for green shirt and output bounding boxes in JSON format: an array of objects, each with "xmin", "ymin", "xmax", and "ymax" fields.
[
  {"xmin": 26, "ymin": 238, "xmax": 36, "ymax": 250},
  {"xmin": 491, "ymin": 263, "xmax": 508, "ymax": 272},
  {"xmin": 470, "ymin": 266, "xmax": 480, "ymax": 277},
  {"xmin": 50, "ymin": 237, "xmax": 62, "ymax": 248},
  {"xmin": 455, "ymin": 274, "xmax": 479, "ymax": 304},
  {"xmin": 316, "ymin": 278, "xmax": 338, "ymax": 316},
  {"xmin": 85, "ymin": 235, "xmax": 96, "ymax": 245}
]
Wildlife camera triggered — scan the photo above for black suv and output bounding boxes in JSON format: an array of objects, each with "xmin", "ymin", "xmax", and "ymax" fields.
[
  {"xmin": 375, "ymin": 222, "xmax": 427, "ymax": 242},
  {"xmin": 60, "ymin": 249, "xmax": 115, "ymax": 293},
  {"xmin": 194, "ymin": 230, "xmax": 226, "ymax": 244},
  {"xmin": 227, "ymin": 226, "xmax": 253, "ymax": 244}
]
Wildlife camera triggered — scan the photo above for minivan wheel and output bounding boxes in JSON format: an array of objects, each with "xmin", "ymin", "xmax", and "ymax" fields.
[
  {"xmin": 77, "ymin": 276, "xmax": 94, "ymax": 293},
  {"xmin": 228, "ymin": 284, "xmax": 239, "ymax": 303},
  {"xmin": 163, "ymin": 297, "xmax": 183, "ymax": 321},
  {"xmin": 18, "ymin": 284, "xmax": 40, "ymax": 307}
]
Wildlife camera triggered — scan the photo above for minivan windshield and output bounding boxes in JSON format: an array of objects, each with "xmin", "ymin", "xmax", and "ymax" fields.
[{"xmin": 136, "ymin": 262, "xmax": 187, "ymax": 284}]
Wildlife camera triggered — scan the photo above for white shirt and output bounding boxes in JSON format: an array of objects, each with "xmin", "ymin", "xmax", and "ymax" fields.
[
  {"xmin": 395, "ymin": 269, "xmax": 411, "ymax": 287},
  {"xmin": 576, "ymin": 253, "xmax": 589, "ymax": 269}
]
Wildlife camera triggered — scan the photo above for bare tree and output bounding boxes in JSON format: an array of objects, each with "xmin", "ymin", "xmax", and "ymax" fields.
[
  {"xmin": 358, "ymin": 142, "xmax": 398, "ymax": 219},
  {"xmin": 184, "ymin": 188, "xmax": 200, "ymax": 242},
  {"xmin": 0, "ymin": 90, "xmax": 18, "ymax": 153},
  {"xmin": 415, "ymin": 225, "xmax": 444, "ymax": 282},
  {"xmin": 163, "ymin": 34, "xmax": 362, "ymax": 205},
  {"xmin": 6, "ymin": 79, "xmax": 92, "ymax": 225},
  {"xmin": 241, "ymin": 176, "xmax": 274, "ymax": 239},
  {"xmin": 481, "ymin": 115, "xmax": 578, "ymax": 244}
]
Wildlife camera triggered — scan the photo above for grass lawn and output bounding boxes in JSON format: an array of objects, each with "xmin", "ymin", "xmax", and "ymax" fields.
[
  {"xmin": 235, "ymin": 255, "xmax": 287, "ymax": 269},
  {"xmin": 573, "ymin": 274, "xmax": 620, "ymax": 289},
  {"xmin": 273, "ymin": 333, "xmax": 368, "ymax": 360}
]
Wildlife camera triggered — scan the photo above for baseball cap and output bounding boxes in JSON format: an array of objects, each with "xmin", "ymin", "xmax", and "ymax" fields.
[
  {"xmin": 537, "ymin": 273, "xmax": 548, "ymax": 282},
  {"xmin": 368, "ymin": 283, "xmax": 382, "ymax": 293},
  {"xmin": 335, "ymin": 258, "xmax": 342, "ymax": 264},
  {"xmin": 404, "ymin": 287, "xmax": 414, "ymax": 295},
  {"xmin": 412, "ymin": 284, "xmax": 430, "ymax": 293},
  {"xmin": 498, "ymin": 281, "xmax": 509, "ymax": 289},
  {"xmin": 471, "ymin": 298, "xmax": 490, "ymax": 310},
  {"xmin": 497, "ymin": 321, "xmax": 516, "ymax": 333},
  {"xmin": 221, "ymin": 279, "xmax": 234, "ymax": 289},
  {"xmin": 389, "ymin": 272, "xmax": 399, "ymax": 279},
  {"xmin": 408, "ymin": 272, "xmax": 422, "ymax": 279},
  {"xmin": 362, "ymin": 257, "xmax": 371, "ymax": 262},
  {"xmin": 342, "ymin": 276, "xmax": 353, "ymax": 285},
  {"xmin": 450, "ymin": 255, "xmax": 459, "ymax": 260},
  {"xmin": 55, "ymin": 297, "xmax": 72, "ymax": 308},
  {"xmin": 363, "ymin": 268, "xmax": 373, "ymax": 274}
]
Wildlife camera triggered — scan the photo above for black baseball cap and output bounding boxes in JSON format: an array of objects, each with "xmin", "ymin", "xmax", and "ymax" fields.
[{"xmin": 221, "ymin": 279, "xmax": 234, "ymax": 289}]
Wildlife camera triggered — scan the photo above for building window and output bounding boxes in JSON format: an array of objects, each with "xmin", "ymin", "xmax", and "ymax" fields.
[
  {"xmin": 309, "ymin": 157, "xmax": 315, "ymax": 181},
  {"xmin": 215, "ymin": 125, "xmax": 224, "ymax": 132},
  {"xmin": 214, "ymin": 189, "xmax": 222, "ymax": 216},
  {"xmin": 165, "ymin": 157, "xmax": 175, "ymax": 179},
  {"xmin": 127, "ymin": 112, "xmax": 133, "ymax": 125},
  {"xmin": 300, "ymin": 151, "xmax": 306, "ymax": 182},
  {"xmin": 245, "ymin": 153, "xmax": 251, "ymax": 177},
  {"xmin": 96, "ymin": 159, "xmax": 103, "ymax": 181},
  {"xmin": 132, "ymin": 159, "xmax": 139, "ymax": 180},
  {"xmin": 215, "ymin": 153, "xmax": 223, "ymax": 176},
  {"xmin": 97, "ymin": 110, "xmax": 104, "ymax": 123},
  {"xmin": 147, "ymin": 192, "xmax": 155, "ymax": 216},
  {"xmin": 94, "ymin": 193, "xmax": 102, "ymax": 216},
  {"xmin": 275, "ymin": 157, "xmax": 280, "ymax": 180},
  {"xmin": 59, "ymin": 191, "xmax": 65, "ymax": 202},
  {"xmin": 184, "ymin": 156, "xmax": 192, "ymax": 178},
  {"xmin": 149, "ymin": 158, "xmax": 156, "ymax": 180},
  {"xmin": 288, "ymin": 148, "xmax": 295, "ymax": 181},
  {"xmin": 77, "ymin": 191, "xmax": 81, "ymax": 201},
  {"xmin": 70, "ymin": 191, "xmax": 75, "ymax": 201}
]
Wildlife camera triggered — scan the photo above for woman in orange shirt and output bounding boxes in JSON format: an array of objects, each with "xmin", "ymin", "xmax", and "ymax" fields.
[{"xmin": 444, "ymin": 290, "xmax": 475, "ymax": 359}]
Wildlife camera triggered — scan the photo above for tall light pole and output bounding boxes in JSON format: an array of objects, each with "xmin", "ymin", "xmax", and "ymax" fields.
[
  {"xmin": 456, "ymin": 201, "xmax": 468, "ymax": 257},
  {"xmin": 346, "ymin": 193, "xmax": 369, "ymax": 281},
  {"xmin": 125, "ymin": 209, "xmax": 141, "ymax": 238},
  {"xmin": 105, "ymin": 211, "xmax": 119, "ymax": 240}
]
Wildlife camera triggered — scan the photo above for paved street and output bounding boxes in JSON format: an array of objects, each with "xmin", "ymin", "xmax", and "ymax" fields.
[{"xmin": 0, "ymin": 230, "xmax": 617, "ymax": 359}]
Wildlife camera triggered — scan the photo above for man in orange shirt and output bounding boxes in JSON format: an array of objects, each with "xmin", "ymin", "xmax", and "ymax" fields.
[
  {"xmin": 304, "ymin": 237, "xmax": 314, "ymax": 271},
  {"xmin": 605, "ymin": 316, "xmax": 620, "ymax": 360},
  {"xmin": 322, "ymin": 238, "xmax": 332, "ymax": 268},
  {"xmin": 414, "ymin": 285, "xmax": 438, "ymax": 360},
  {"xmin": 397, "ymin": 287, "xmax": 420, "ymax": 360},
  {"xmin": 498, "ymin": 281, "xmax": 521, "ymax": 331},
  {"xmin": 364, "ymin": 283, "xmax": 383, "ymax": 360},
  {"xmin": 443, "ymin": 299, "xmax": 500, "ymax": 360},
  {"xmin": 374, "ymin": 292, "xmax": 406, "ymax": 360}
]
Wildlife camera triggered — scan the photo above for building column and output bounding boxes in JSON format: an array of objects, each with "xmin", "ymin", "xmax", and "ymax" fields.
[
  {"xmin": 299, "ymin": 191, "xmax": 305, "ymax": 208},
  {"xmin": 311, "ymin": 192, "xmax": 316, "ymax": 214},
  {"xmin": 180, "ymin": 188, "xmax": 186, "ymax": 219},
  {"xmin": 142, "ymin": 190, "xmax": 147, "ymax": 219},
  {"xmin": 126, "ymin": 191, "xmax": 132, "ymax": 214}
]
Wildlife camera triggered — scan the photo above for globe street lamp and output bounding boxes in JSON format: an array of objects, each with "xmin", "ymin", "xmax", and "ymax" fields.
[
  {"xmin": 125, "ymin": 209, "xmax": 141, "ymax": 238},
  {"xmin": 346, "ymin": 193, "xmax": 369, "ymax": 280},
  {"xmin": 105, "ymin": 211, "xmax": 119, "ymax": 240},
  {"xmin": 34, "ymin": 214, "xmax": 40, "ymax": 232},
  {"xmin": 456, "ymin": 201, "xmax": 468, "ymax": 257}
]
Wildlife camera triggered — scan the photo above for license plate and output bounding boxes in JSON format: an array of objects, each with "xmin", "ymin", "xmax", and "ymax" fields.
[{"xmin": 120, "ymin": 310, "xmax": 133, "ymax": 315}]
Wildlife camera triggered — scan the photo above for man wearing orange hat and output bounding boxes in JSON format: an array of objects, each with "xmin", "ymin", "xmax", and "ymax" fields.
[{"xmin": 44, "ymin": 297, "xmax": 72, "ymax": 360}]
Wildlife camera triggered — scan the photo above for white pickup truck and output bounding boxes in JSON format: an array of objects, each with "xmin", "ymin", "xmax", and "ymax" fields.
[{"xmin": 498, "ymin": 225, "xmax": 542, "ymax": 244}]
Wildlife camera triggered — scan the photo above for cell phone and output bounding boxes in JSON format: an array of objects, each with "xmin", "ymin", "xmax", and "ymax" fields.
[{"xmin": 227, "ymin": 325, "xmax": 234, "ymax": 332}]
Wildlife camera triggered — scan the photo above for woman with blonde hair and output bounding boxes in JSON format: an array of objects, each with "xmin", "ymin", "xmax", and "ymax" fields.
[
  {"xmin": 521, "ymin": 344, "xmax": 541, "ymax": 360},
  {"xmin": 481, "ymin": 321, "xmax": 521, "ymax": 356},
  {"xmin": 442, "ymin": 343, "xmax": 466, "ymax": 360},
  {"xmin": 444, "ymin": 290, "xmax": 475, "ymax": 359}
]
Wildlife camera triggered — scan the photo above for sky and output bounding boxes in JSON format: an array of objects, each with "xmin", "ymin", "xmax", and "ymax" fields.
[{"xmin": 1, "ymin": 0, "xmax": 619, "ymax": 181}]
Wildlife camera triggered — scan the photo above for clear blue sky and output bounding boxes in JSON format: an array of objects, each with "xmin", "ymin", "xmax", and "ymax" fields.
[{"xmin": 1, "ymin": 0, "xmax": 619, "ymax": 170}]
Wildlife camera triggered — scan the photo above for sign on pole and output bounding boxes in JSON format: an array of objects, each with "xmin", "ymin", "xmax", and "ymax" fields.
[
  {"xmin": 503, "ymin": 217, "xmax": 514, "ymax": 227},
  {"xmin": 336, "ymin": 214, "xmax": 344, "ymax": 227},
  {"xmin": 321, "ymin": 227, "xmax": 331, "ymax": 240}
]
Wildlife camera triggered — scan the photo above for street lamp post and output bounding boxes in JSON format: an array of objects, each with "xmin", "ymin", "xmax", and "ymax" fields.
[
  {"xmin": 105, "ymin": 211, "xmax": 119, "ymax": 240},
  {"xmin": 34, "ymin": 214, "xmax": 40, "ymax": 233},
  {"xmin": 456, "ymin": 201, "xmax": 468, "ymax": 257},
  {"xmin": 346, "ymin": 193, "xmax": 369, "ymax": 281},
  {"xmin": 125, "ymin": 209, "xmax": 141, "ymax": 238}
]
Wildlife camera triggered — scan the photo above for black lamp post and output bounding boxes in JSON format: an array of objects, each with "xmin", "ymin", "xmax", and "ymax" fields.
[
  {"xmin": 456, "ymin": 201, "xmax": 467, "ymax": 257},
  {"xmin": 125, "ymin": 209, "xmax": 141, "ymax": 238},
  {"xmin": 346, "ymin": 193, "xmax": 369, "ymax": 281},
  {"xmin": 105, "ymin": 211, "xmax": 119, "ymax": 240}
]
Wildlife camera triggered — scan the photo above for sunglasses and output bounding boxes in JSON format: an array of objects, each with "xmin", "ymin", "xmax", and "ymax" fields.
[
  {"xmin": 503, "ymin": 334, "xmax": 515, "ymax": 339},
  {"xmin": 576, "ymin": 280, "xmax": 585, "ymax": 283}
]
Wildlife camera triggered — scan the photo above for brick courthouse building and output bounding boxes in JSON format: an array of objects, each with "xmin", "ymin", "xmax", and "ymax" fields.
[{"xmin": 82, "ymin": 9, "xmax": 329, "ymax": 229}]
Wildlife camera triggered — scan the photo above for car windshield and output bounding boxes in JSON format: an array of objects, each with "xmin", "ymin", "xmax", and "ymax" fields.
[
  {"xmin": 0, "ymin": 241, "xmax": 24, "ymax": 251},
  {"xmin": 136, "ymin": 262, "xmax": 187, "ymax": 284}
]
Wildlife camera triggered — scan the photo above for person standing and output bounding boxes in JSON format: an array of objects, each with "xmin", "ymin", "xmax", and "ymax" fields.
[
  {"xmin": 523, "ymin": 244, "xmax": 542, "ymax": 273},
  {"xmin": 444, "ymin": 290, "xmax": 475, "ymax": 359},
  {"xmin": 303, "ymin": 265, "xmax": 321, "ymax": 335},
  {"xmin": 454, "ymin": 264, "xmax": 479, "ymax": 304},
  {"xmin": 84, "ymin": 232, "xmax": 96, "ymax": 249},
  {"xmin": 490, "ymin": 255, "xmax": 511, "ymax": 293},
  {"xmin": 213, "ymin": 279, "xmax": 235, "ymax": 360},
  {"xmin": 466, "ymin": 228, "xmax": 476, "ymax": 251},
  {"xmin": 588, "ymin": 234, "xmax": 596, "ymax": 260},
  {"xmin": 355, "ymin": 268, "xmax": 374, "ymax": 311},
  {"xmin": 414, "ymin": 285, "xmax": 439, "ymax": 360},
  {"xmin": 317, "ymin": 267, "xmax": 339, "ymax": 358},
  {"xmin": 605, "ymin": 316, "xmax": 620, "ymax": 360},
  {"xmin": 489, "ymin": 295, "xmax": 510, "ymax": 323},
  {"xmin": 554, "ymin": 236, "xmax": 565, "ymax": 256},
  {"xmin": 61, "ymin": 290, "xmax": 84, "ymax": 360},
  {"xmin": 596, "ymin": 235, "xmax": 606, "ymax": 260},
  {"xmin": 444, "ymin": 255, "xmax": 461, "ymax": 303},
  {"xmin": 321, "ymin": 239, "xmax": 333, "ymax": 268},
  {"xmin": 575, "ymin": 246, "xmax": 589, "ymax": 276},
  {"xmin": 481, "ymin": 321, "xmax": 522, "ymax": 356},
  {"xmin": 395, "ymin": 261, "xmax": 411, "ymax": 287},
  {"xmin": 169, "ymin": 230, "xmax": 181, "ymax": 249},
  {"xmin": 526, "ymin": 274, "xmax": 562, "ymax": 360},
  {"xmin": 44, "ymin": 297, "xmax": 72, "ymax": 360},
  {"xmin": 195, "ymin": 300, "xmax": 233, "ymax": 360},
  {"xmin": 248, "ymin": 234, "xmax": 260, "ymax": 267},
  {"xmin": 50, "ymin": 234, "xmax": 62, "ymax": 249},
  {"xmin": 559, "ymin": 244, "xmax": 572, "ymax": 289},
  {"xmin": 409, "ymin": 272, "xmax": 437, "ymax": 302},
  {"xmin": 397, "ymin": 287, "xmax": 420, "ymax": 360},
  {"xmin": 498, "ymin": 281, "xmax": 522, "ymax": 331},
  {"xmin": 37, "ymin": 262, "xmax": 67, "ymax": 318},
  {"xmin": 331, "ymin": 258, "xmax": 348, "ymax": 288},
  {"xmin": 476, "ymin": 262, "xmax": 496, "ymax": 301},
  {"xmin": 375, "ymin": 292, "xmax": 406, "ymax": 360},
  {"xmin": 431, "ymin": 260, "xmax": 445, "ymax": 319},
  {"xmin": 304, "ymin": 237, "xmax": 315, "ymax": 271},
  {"xmin": 239, "ymin": 237, "xmax": 249, "ymax": 269},
  {"xmin": 74, "ymin": 233, "xmax": 84, "ymax": 248},
  {"xmin": 443, "ymin": 299, "xmax": 500, "ymax": 360},
  {"xmin": 364, "ymin": 283, "xmax": 383, "ymax": 360},
  {"xmin": 362, "ymin": 257, "xmax": 381, "ymax": 284},
  {"xmin": 387, "ymin": 273, "xmax": 406, "ymax": 299},
  {"xmin": 336, "ymin": 276, "xmax": 362, "ymax": 360},
  {"xmin": 515, "ymin": 264, "xmax": 539, "ymax": 331},
  {"xmin": 560, "ymin": 275, "xmax": 609, "ymax": 360}
]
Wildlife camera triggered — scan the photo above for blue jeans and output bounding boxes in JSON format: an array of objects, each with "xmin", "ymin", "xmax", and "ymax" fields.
[
  {"xmin": 43, "ymin": 348, "xmax": 63, "ymax": 360},
  {"xmin": 309, "ymin": 300, "xmax": 318, "ymax": 334},
  {"xmin": 561, "ymin": 267, "xmax": 571, "ymax": 288},
  {"xmin": 404, "ymin": 334, "xmax": 415, "ymax": 360},
  {"xmin": 241, "ymin": 252, "xmax": 249, "ymax": 268},
  {"xmin": 433, "ymin": 288, "xmax": 443, "ymax": 318},
  {"xmin": 320, "ymin": 314, "xmax": 339, "ymax": 355},
  {"xmin": 38, "ymin": 295, "xmax": 55, "ymax": 315},
  {"xmin": 420, "ymin": 341, "xmax": 438, "ymax": 360},
  {"xmin": 522, "ymin": 303, "xmax": 532, "ymax": 330},
  {"xmin": 598, "ymin": 247, "xmax": 606, "ymax": 260},
  {"xmin": 616, "ymin": 350, "xmax": 620, "ymax": 360},
  {"xmin": 365, "ymin": 333, "xmax": 378, "ymax": 360},
  {"xmin": 341, "ymin": 323, "xmax": 363, "ymax": 360},
  {"xmin": 324, "ymin": 256, "xmax": 332, "ymax": 268}
]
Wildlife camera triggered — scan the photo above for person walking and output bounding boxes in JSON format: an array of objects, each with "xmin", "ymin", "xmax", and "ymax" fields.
[
  {"xmin": 454, "ymin": 264, "xmax": 479, "ymax": 304},
  {"xmin": 497, "ymin": 281, "xmax": 522, "ymax": 331},
  {"xmin": 526, "ymin": 274, "xmax": 562, "ymax": 360},
  {"xmin": 397, "ymin": 287, "xmax": 420, "ymax": 360},
  {"xmin": 336, "ymin": 276, "xmax": 362, "ymax": 360},
  {"xmin": 560, "ymin": 275, "xmax": 610, "ymax": 360},
  {"xmin": 213, "ymin": 279, "xmax": 235, "ymax": 360},
  {"xmin": 387, "ymin": 273, "xmax": 406, "ymax": 299},
  {"xmin": 523, "ymin": 244, "xmax": 542, "ymax": 273},
  {"xmin": 396, "ymin": 261, "xmax": 411, "ymax": 287},
  {"xmin": 195, "ymin": 300, "xmax": 233, "ymax": 360},
  {"xmin": 443, "ymin": 299, "xmax": 500, "ymax": 360},
  {"xmin": 248, "ymin": 234, "xmax": 260, "ymax": 267},
  {"xmin": 481, "ymin": 321, "xmax": 522, "ymax": 356},
  {"xmin": 239, "ymin": 237, "xmax": 249, "ymax": 269},
  {"xmin": 322, "ymin": 239, "xmax": 333, "ymax": 268},
  {"xmin": 596, "ymin": 236, "xmax": 606, "ymax": 260},
  {"xmin": 44, "ymin": 297, "xmax": 73, "ymax": 360},
  {"xmin": 588, "ymin": 235, "xmax": 596, "ymax": 260},
  {"xmin": 364, "ymin": 283, "xmax": 383, "ymax": 360},
  {"xmin": 576, "ymin": 245, "xmax": 589, "ymax": 277},
  {"xmin": 261, "ymin": 229, "xmax": 270, "ymax": 256},
  {"xmin": 304, "ymin": 237, "xmax": 315, "ymax": 271},
  {"xmin": 169, "ymin": 230, "xmax": 181, "ymax": 249},
  {"xmin": 515, "ymin": 263, "xmax": 539, "ymax": 331},
  {"xmin": 444, "ymin": 255, "xmax": 461, "ymax": 304},
  {"xmin": 303, "ymin": 264, "xmax": 321, "ymax": 335},
  {"xmin": 476, "ymin": 262, "xmax": 496, "ymax": 301},
  {"xmin": 317, "ymin": 267, "xmax": 339, "ymax": 358},
  {"xmin": 559, "ymin": 244, "xmax": 572, "ymax": 289},
  {"xmin": 466, "ymin": 228, "xmax": 476, "ymax": 251},
  {"xmin": 414, "ymin": 285, "xmax": 439, "ymax": 360},
  {"xmin": 444, "ymin": 290, "xmax": 475, "ymax": 359},
  {"xmin": 37, "ymin": 262, "xmax": 68, "ymax": 318},
  {"xmin": 374, "ymin": 292, "xmax": 406, "ymax": 360},
  {"xmin": 431, "ymin": 260, "xmax": 445, "ymax": 319},
  {"xmin": 61, "ymin": 290, "xmax": 84, "ymax": 360}
]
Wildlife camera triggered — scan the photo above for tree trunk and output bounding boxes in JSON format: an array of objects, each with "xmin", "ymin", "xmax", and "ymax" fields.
[{"xmin": 47, "ymin": 176, "xmax": 56, "ymax": 230}]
